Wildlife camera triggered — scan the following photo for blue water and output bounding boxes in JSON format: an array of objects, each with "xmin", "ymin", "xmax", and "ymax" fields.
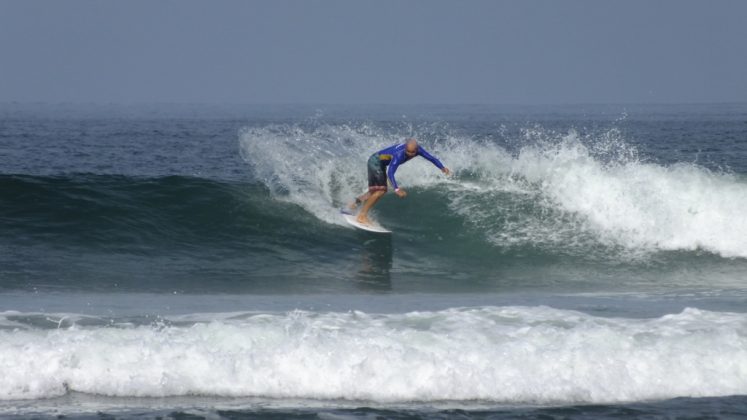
[{"xmin": 1, "ymin": 103, "xmax": 747, "ymax": 419}]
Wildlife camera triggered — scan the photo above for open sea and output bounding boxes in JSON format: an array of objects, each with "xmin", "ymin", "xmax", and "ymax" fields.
[{"xmin": 1, "ymin": 103, "xmax": 747, "ymax": 419}]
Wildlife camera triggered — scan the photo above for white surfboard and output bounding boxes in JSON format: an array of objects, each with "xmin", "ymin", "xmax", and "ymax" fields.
[{"xmin": 341, "ymin": 212, "xmax": 391, "ymax": 234}]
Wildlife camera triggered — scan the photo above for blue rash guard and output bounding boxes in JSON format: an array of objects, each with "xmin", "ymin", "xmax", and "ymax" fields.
[{"xmin": 374, "ymin": 143, "xmax": 445, "ymax": 191}]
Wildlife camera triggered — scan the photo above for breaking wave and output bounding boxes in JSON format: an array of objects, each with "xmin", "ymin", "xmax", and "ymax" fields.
[
  {"xmin": 2, "ymin": 306, "xmax": 746, "ymax": 403},
  {"xmin": 239, "ymin": 123, "xmax": 747, "ymax": 258}
]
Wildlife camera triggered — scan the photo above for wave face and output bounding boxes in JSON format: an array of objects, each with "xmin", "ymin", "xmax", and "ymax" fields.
[
  {"xmin": 2, "ymin": 306, "xmax": 747, "ymax": 403},
  {"xmin": 239, "ymin": 123, "xmax": 747, "ymax": 259},
  {"xmin": 1, "ymin": 173, "xmax": 369, "ymax": 293},
  {"xmin": 0, "ymin": 174, "xmax": 313, "ymax": 250}
]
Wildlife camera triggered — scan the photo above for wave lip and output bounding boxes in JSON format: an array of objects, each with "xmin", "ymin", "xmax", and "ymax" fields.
[{"xmin": 1, "ymin": 306, "xmax": 747, "ymax": 403}]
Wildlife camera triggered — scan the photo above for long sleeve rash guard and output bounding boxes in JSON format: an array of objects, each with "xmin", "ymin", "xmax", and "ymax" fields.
[{"xmin": 374, "ymin": 143, "xmax": 444, "ymax": 190}]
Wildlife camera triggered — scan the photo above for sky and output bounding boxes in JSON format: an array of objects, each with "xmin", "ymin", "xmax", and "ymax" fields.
[{"xmin": 1, "ymin": 0, "xmax": 746, "ymax": 104}]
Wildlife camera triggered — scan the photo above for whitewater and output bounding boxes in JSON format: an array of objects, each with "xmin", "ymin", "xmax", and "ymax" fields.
[{"xmin": 2, "ymin": 306, "xmax": 747, "ymax": 404}]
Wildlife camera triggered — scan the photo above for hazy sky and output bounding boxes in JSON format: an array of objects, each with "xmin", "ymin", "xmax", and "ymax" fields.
[{"xmin": 1, "ymin": 0, "xmax": 745, "ymax": 104}]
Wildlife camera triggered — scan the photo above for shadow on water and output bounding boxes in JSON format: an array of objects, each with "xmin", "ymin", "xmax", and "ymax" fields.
[{"xmin": 354, "ymin": 234, "xmax": 393, "ymax": 292}]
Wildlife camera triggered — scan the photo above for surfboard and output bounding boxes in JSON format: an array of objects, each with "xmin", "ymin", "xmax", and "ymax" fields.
[{"xmin": 341, "ymin": 211, "xmax": 391, "ymax": 234}]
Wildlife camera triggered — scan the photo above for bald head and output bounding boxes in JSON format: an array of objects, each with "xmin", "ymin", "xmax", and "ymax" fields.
[{"xmin": 405, "ymin": 138, "xmax": 418, "ymax": 155}]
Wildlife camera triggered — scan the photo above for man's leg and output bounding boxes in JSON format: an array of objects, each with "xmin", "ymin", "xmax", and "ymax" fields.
[
  {"xmin": 348, "ymin": 192, "xmax": 371, "ymax": 210},
  {"xmin": 357, "ymin": 190, "xmax": 385, "ymax": 224}
]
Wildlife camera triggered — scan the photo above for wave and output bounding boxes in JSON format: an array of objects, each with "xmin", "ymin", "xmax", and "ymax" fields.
[
  {"xmin": 1, "ymin": 306, "xmax": 746, "ymax": 403},
  {"xmin": 0, "ymin": 174, "xmax": 330, "ymax": 251},
  {"xmin": 5, "ymin": 119, "xmax": 747, "ymax": 263},
  {"xmin": 239, "ymin": 123, "xmax": 747, "ymax": 259}
]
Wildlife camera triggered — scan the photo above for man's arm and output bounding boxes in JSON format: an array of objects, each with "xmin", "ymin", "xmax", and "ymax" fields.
[
  {"xmin": 418, "ymin": 146, "xmax": 445, "ymax": 170},
  {"xmin": 387, "ymin": 154, "xmax": 402, "ymax": 191}
]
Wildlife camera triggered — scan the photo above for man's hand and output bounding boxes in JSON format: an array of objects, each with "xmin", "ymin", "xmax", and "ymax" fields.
[
  {"xmin": 395, "ymin": 188, "xmax": 407, "ymax": 198},
  {"xmin": 442, "ymin": 167, "xmax": 451, "ymax": 176}
]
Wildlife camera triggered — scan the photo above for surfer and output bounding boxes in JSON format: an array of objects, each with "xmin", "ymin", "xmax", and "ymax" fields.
[{"xmin": 349, "ymin": 138, "xmax": 450, "ymax": 225}]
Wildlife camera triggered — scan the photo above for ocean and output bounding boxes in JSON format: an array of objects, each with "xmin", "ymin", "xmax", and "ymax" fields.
[{"xmin": 1, "ymin": 103, "xmax": 747, "ymax": 419}]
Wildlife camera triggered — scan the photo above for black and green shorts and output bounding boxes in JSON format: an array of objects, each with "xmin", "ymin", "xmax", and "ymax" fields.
[{"xmin": 367, "ymin": 153, "xmax": 388, "ymax": 193}]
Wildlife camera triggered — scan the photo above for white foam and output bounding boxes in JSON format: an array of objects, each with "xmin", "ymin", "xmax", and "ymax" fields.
[
  {"xmin": 1, "ymin": 306, "xmax": 747, "ymax": 403},
  {"xmin": 238, "ymin": 123, "xmax": 747, "ymax": 258},
  {"xmin": 507, "ymin": 132, "xmax": 747, "ymax": 258}
]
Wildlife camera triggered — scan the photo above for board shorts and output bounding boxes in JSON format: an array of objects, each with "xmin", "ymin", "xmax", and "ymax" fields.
[{"xmin": 367, "ymin": 153, "xmax": 388, "ymax": 193}]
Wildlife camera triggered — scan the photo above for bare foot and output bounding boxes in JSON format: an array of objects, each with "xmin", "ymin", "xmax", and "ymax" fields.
[
  {"xmin": 356, "ymin": 215, "xmax": 370, "ymax": 225},
  {"xmin": 348, "ymin": 201, "xmax": 358, "ymax": 211}
]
